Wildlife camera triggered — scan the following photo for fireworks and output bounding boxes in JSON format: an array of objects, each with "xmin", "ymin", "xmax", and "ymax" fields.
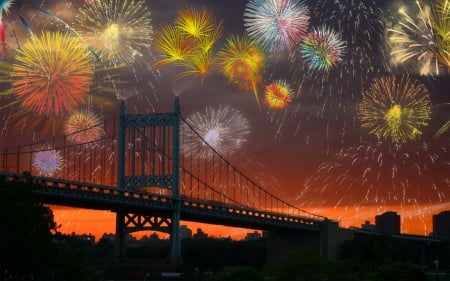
[
  {"xmin": 181, "ymin": 105, "xmax": 250, "ymax": 159},
  {"xmin": 2, "ymin": 31, "xmax": 94, "ymax": 117},
  {"xmin": 387, "ymin": 2, "xmax": 441, "ymax": 76},
  {"xmin": 264, "ymin": 80, "xmax": 293, "ymax": 109},
  {"xmin": 244, "ymin": 0, "xmax": 310, "ymax": 53},
  {"xmin": 299, "ymin": 26, "xmax": 346, "ymax": 72},
  {"xmin": 312, "ymin": 0, "xmax": 387, "ymax": 78},
  {"xmin": 64, "ymin": 109, "xmax": 104, "ymax": 145},
  {"xmin": 217, "ymin": 35, "xmax": 266, "ymax": 108},
  {"xmin": 431, "ymin": 0, "xmax": 450, "ymax": 71},
  {"xmin": 33, "ymin": 149, "xmax": 63, "ymax": 177},
  {"xmin": 153, "ymin": 7, "xmax": 222, "ymax": 82},
  {"xmin": 297, "ymin": 141, "xmax": 450, "ymax": 208},
  {"xmin": 72, "ymin": 0, "xmax": 153, "ymax": 65},
  {"xmin": 0, "ymin": 0, "xmax": 13, "ymax": 58},
  {"xmin": 358, "ymin": 76, "xmax": 432, "ymax": 143}
]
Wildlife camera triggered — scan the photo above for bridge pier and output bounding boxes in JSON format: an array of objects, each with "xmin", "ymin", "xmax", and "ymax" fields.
[
  {"xmin": 114, "ymin": 211, "xmax": 126, "ymax": 258},
  {"xmin": 266, "ymin": 220, "xmax": 354, "ymax": 262}
]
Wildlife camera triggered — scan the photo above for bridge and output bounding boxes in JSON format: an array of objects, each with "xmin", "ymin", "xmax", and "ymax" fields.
[{"xmin": 0, "ymin": 98, "xmax": 341, "ymax": 261}]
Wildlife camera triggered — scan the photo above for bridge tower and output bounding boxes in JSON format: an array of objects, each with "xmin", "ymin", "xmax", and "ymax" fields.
[{"xmin": 115, "ymin": 98, "xmax": 181, "ymax": 261}]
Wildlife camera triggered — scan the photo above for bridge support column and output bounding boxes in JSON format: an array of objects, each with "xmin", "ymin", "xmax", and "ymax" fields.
[
  {"xmin": 114, "ymin": 211, "xmax": 126, "ymax": 258},
  {"xmin": 170, "ymin": 202, "xmax": 181, "ymax": 263},
  {"xmin": 266, "ymin": 220, "xmax": 354, "ymax": 262}
]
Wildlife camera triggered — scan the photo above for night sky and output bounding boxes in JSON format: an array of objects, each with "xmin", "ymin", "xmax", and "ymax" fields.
[{"xmin": 0, "ymin": 0, "xmax": 449, "ymax": 237}]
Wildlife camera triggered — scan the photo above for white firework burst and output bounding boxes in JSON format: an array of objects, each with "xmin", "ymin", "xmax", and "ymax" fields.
[
  {"xmin": 181, "ymin": 105, "xmax": 250, "ymax": 158},
  {"xmin": 244, "ymin": 0, "xmax": 310, "ymax": 53}
]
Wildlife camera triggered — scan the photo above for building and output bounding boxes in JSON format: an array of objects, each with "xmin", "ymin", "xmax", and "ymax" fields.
[
  {"xmin": 180, "ymin": 225, "xmax": 193, "ymax": 239},
  {"xmin": 244, "ymin": 231, "xmax": 262, "ymax": 241},
  {"xmin": 433, "ymin": 210, "xmax": 450, "ymax": 239},
  {"xmin": 375, "ymin": 211, "xmax": 400, "ymax": 235}
]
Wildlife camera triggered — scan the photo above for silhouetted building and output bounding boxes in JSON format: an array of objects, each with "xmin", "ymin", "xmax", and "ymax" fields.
[
  {"xmin": 361, "ymin": 221, "xmax": 377, "ymax": 231},
  {"xmin": 180, "ymin": 225, "xmax": 193, "ymax": 239},
  {"xmin": 375, "ymin": 211, "xmax": 400, "ymax": 235},
  {"xmin": 433, "ymin": 210, "xmax": 450, "ymax": 239},
  {"xmin": 193, "ymin": 228, "xmax": 208, "ymax": 239},
  {"xmin": 244, "ymin": 231, "xmax": 261, "ymax": 241}
]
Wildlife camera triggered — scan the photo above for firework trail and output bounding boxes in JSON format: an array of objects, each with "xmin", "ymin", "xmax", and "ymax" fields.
[
  {"xmin": 244, "ymin": 0, "xmax": 310, "ymax": 53},
  {"xmin": 72, "ymin": 0, "xmax": 153, "ymax": 66},
  {"xmin": 64, "ymin": 109, "xmax": 104, "ymax": 145},
  {"xmin": 358, "ymin": 75, "xmax": 432, "ymax": 144},
  {"xmin": 217, "ymin": 34, "xmax": 266, "ymax": 109},
  {"xmin": 180, "ymin": 105, "xmax": 250, "ymax": 159},
  {"xmin": 298, "ymin": 26, "xmax": 346, "ymax": 72},
  {"xmin": 386, "ymin": 1, "xmax": 441, "ymax": 76},
  {"xmin": 33, "ymin": 148, "xmax": 63, "ymax": 177},
  {"xmin": 0, "ymin": 31, "xmax": 94, "ymax": 117}
]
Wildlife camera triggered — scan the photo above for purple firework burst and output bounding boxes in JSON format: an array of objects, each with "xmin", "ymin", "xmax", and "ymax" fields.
[{"xmin": 33, "ymin": 149, "xmax": 63, "ymax": 177}]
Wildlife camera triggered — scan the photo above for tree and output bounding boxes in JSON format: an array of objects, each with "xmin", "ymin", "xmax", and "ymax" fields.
[
  {"xmin": 0, "ymin": 174, "xmax": 58, "ymax": 280},
  {"xmin": 0, "ymin": 174, "xmax": 98, "ymax": 281}
]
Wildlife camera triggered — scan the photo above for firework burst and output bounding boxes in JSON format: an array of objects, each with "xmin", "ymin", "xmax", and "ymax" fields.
[
  {"xmin": 181, "ymin": 105, "xmax": 250, "ymax": 159},
  {"xmin": 244, "ymin": 0, "xmax": 310, "ymax": 53},
  {"xmin": 0, "ymin": 31, "xmax": 94, "ymax": 117},
  {"xmin": 73, "ymin": 0, "xmax": 153, "ymax": 65},
  {"xmin": 299, "ymin": 26, "xmax": 346, "ymax": 72},
  {"xmin": 387, "ymin": 2, "xmax": 441, "ymax": 76},
  {"xmin": 431, "ymin": 0, "xmax": 450, "ymax": 72},
  {"xmin": 358, "ymin": 76, "xmax": 432, "ymax": 143},
  {"xmin": 64, "ymin": 109, "xmax": 104, "ymax": 145},
  {"xmin": 217, "ymin": 35, "xmax": 266, "ymax": 108},
  {"xmin": 264, "ymin": 79, "xmax": 293, "ymax": 109},
  {"xmin": 153, "ymin": 7, "xmax": 222, "ymax": 82},
  {"xmin": 33, "ymin": 148, "xmax": 63, "ymax": 177}
]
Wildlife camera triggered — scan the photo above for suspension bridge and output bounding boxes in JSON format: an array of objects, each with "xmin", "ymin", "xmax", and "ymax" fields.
[{"xmin": 0, "ymin": 98, "xmax": 338, "ymax": 261}]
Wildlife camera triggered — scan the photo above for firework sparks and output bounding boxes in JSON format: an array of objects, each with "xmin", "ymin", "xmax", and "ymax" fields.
[
  {"xmin": 181, "ymin": 105, "xmax": 250, "ymax": 159},
  {"xmin": 217, "ymin": 35, "xmax": 266, "ymax": 109},
  {"xmin": 73, "ymin": 0, "xmax": 153, "ymax": 65},
  {"xmin": 297, "ymin": 141, "xmax": 450, "ymax": 208},
  {"xmin": 33, "ymin": 148, "xmax": 63, "ymax": 177},
  {"xmin": 244, "ymin": 0, "xmax": 310, "ymax": 53},
  {"xmin": 264, "ymin": 79, "xmax": 293, "ymax": 109},
  {"xmin": 299, "ymin": 26, "xmax": 346, "ymax": 72},
  {"xmin": 358, "ymin": 76, "xmax": 432, "ymax": 143},
  {"xmin": 387, "ymin": 2, "xmax": 441, "ymax": 76},
  {"xmin": 312, "ymin": 0, "xmax": 388, "ymax": 78},
  {"xmin": 0, "ymin": 31, "xmax": 94, "ymax": 117},
  {"xmin": 431, "ymin": 0, "xmax": 450, "ymax": 72},
  {"xmin": 64, "ymin": 109, "xmax": 104, "ymax": 145}
]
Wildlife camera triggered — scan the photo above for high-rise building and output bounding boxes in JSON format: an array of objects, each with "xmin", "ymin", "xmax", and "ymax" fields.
[
  {"xmin": 433, "ymin": 210, "xmax": 450, "ymax": 239},
  {"xmin": 375, "ymin": 211, "xmax": 400, "ymax": 235}
]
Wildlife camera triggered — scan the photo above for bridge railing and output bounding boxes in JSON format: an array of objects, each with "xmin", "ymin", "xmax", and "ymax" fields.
[{"xmin": 0, "ymin": 117, "xmax": 120, "ymax": 186}]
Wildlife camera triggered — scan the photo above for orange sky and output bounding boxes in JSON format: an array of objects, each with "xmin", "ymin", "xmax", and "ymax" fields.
[{"xmin": 50, "ymin": 203, "xmax": 450, "ymax": 242}]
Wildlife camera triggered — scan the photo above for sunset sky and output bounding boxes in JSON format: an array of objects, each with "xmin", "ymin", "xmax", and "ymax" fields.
[{"xmin": 0, "ymin": 0, "xmax": 449, "ymax": 240}]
